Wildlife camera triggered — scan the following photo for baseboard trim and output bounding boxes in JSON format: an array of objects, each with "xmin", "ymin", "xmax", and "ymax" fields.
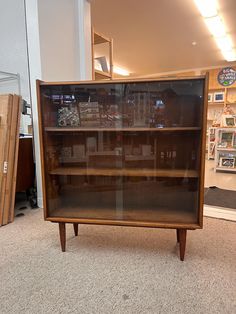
[{"xmin": 204, "ymin": 205, "xmax": 236, "ymax": 222}]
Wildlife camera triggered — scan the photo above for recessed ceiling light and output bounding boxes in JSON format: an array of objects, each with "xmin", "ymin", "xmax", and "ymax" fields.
[
  {"xmin": 192, "ymin": 41, "xmax": 197, "ymax": 46},
  {"xmin": 194, "ymin": 0, "xmax": 217, "ymax": 18}
]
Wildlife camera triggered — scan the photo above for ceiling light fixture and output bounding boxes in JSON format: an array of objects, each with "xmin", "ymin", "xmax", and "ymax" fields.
[
  {"xmin": 194, "ymin": 0, "xmax": 217, "ymax": 18},
  {"xmin": 194, "ymin": 0, "xmax": 236, "ymax": 62},
  {"xmin": 113, "ymin": 66, "xmax": 130, "ymax": 76},
  {"xmin": 204, "ymin": 15, "xmax": 226, "ymax": 37},
  {"xmin": 221, "ymin": 50, "xmax": 236, "ymax": 62},
  {"xmin": 215, "ymin": 36, "xmax": 233, "ymax": 52}
]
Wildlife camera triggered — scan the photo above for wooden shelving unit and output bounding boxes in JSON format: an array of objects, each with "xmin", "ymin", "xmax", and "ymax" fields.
[
  {"xmin": 37, "ymin": 76, "xmax": 208, "ymax": 260},
  {"xmin": 91, "ymin": 28, "xmax": 113, "ymax": 80}
]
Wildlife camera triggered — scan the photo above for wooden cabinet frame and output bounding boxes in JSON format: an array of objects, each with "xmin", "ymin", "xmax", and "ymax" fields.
[{"xmin": 37, "ymin": 75, "xmax": 208, "ymax": 260}]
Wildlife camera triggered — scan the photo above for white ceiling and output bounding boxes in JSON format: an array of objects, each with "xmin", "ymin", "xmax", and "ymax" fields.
[{"xmin": 91, "ymin": 0, "xmax": 236, "ymax": 77}]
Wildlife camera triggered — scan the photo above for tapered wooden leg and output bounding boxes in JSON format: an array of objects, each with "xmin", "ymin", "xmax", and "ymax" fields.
[
  {"xmin": 59, "ymin": 222, "xmax": 66, "ymax": 252},
  {"xmin": 73, "ymin": 223, "xmax": 79, "ymax": 236},
  {"xmin": 176, "ymin": 229, "xmax": 180, "ymax": 243},
  {"xmin": 178, "ymin": 229, "xmax": 187, "ymax": 261}
]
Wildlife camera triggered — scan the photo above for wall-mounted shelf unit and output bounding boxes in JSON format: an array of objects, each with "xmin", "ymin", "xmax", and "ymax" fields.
[
  {"xmin": 215, "ymin": 127, "xmax": 236, "ymax": 172},
  {"xmin": 91, "ymin": 28, "xmax": 113, "ymax": 80}
]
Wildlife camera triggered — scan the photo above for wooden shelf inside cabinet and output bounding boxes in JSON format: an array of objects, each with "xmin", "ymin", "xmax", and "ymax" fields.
[
  {"xmin": 49, "ymin": 167, "xmax": 199, "ymax": 178},
  {"xmin": 45, "ymin": 127, "xmax": 201, "ymax": 132},
  {"xmin": 37, "ymin": 76, "xmax": 208, "ymax": 260},
  {"xmin": 49, "ymin": 206, "xmax": 198, "ymax": 225}
]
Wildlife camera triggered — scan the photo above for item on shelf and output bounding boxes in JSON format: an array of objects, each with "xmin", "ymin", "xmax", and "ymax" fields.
[
  {"xmin": 221, "ymin": 115, "xmax": 236, "ymax": 127},
  {"xmin": 133, "ymin": 93, "xmax": 150, "ymax": 127},
  {"xmin": 86, "ymin": 137, "xmax": 97, "ymax": 153},
  {"xmin": 142, "ymin": 145, "xmax": 152, "ymax": 156},
  {"xmin": 58, "ymin": 106, "xmax": 80, "ymax": 127},
  {"xmin": 219, "ymin": 157, "xmax": 235, "ymax": 168},
  {"xmin": 61, "ymin": 147, "xmax": 72, "ymax": 159},
  {"xmin": 100, "ymin": 104, "xmax": 123, "ymax": 128},
  {"xmin": 73, "ymin": 145, "xmax": 85, "ymax": 158},
  {"xmin": 213, "ymin": 91, "xmax": 224, "ymax": 102},
  {"xmin": 79, "ymin": 101, "xmax": 100, "ymax": 127},
  {"xmin": 208, "ymin": 93, "xmax": 213, "ymax": 102}
]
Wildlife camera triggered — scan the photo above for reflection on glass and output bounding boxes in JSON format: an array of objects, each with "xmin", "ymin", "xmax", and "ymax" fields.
[{"xmin": 41, "ymin": 79, "xmax": 205, "ymax": 224}]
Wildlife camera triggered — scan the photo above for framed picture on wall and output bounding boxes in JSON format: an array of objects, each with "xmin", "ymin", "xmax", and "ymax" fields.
[
  {"xmin": 219, "ymin": 157, "xmax": 235, "ymax": 168},
  {"xmin": 214, "ymin": 92, "xmax": 225, "ymax": 102},
  {"xmin": 208, "ymin": 93, "xmax": 213, "ymax": 102}
]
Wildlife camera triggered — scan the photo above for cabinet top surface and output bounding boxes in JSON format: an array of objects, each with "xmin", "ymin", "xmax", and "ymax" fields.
[{"xmin": 37, "ymin": 75, "xmax": 206, "ymax": 86}]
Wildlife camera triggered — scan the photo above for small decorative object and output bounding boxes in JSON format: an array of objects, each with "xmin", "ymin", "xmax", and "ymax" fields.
[
  {"xmin": 223, "ymin": 104, "xmax": 235, "ymax": 115},
  {"xmin": 219, "ymin": 157, "xmax": 235, "ymax": 168},
  {"xmin": 208, "ymin": 93, "xmax": 213, "ymax": 102},
  {"xmin": 58, "ymin": 106, "xmax": 80, "ymax": 127},
  {"xmin": 86, "ymin": 137, "xmax": 97, "ymax": 153},
  {"xmin": 217, "ymin": 67, "xmax": 236, "ymax": 87},
  {"xmin": 221, "ymin": 115, "xmax": 236, "ymax": 127},
  {"xmin": 214, "ymin": 92, "xmax": 224, "ymax": 102},
  {"xmin": 79, "ymin": 100, "xmax": 100, "ymax": 127},
  {"xmin": 142, "ymin": 145, "xmax": 152, "ymax": 156},
  {"xmin": 220, "ymin": 131, "xmax": 234, "ymax": 147},
  {"xmin": 61, "ymin": 147, "xmax": 72, "ymax": 159},
  {"xmin": 73, "ymin": 145, "xmax": 85, "ymax": 158}
]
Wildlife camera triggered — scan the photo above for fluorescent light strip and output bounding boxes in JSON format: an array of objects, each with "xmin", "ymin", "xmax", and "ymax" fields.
[
  {"xmin": 215, "ymin": 36, "xmax": 233, "ymax": 52},
  {"xmin": 113, "ymin": 66, "xmax": 130, "ymax": 76},
  {"xmin": 222, "ymin": 50, "xmax": 236, "ymax": 62},
  {"xmin": 194, "ymin": 0, "xmax": 217, "ymax": 18},
  {"xmin": 204, "ymin": 15, "xmax": 226, "ymax": 37},
  {"xmin": 194, "ymin": 0, "xmax": 236, "ymax": 61}
]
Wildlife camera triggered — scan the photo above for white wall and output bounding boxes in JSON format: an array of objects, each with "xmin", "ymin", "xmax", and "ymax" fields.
[
  {"xmin": 38, "ymin": 0, "xmax": 77, "ymax": 81},
  {"xmin": 0, "ymin": 0, "xmax": 30, "ymax": 101},
  {"xmin": 38, "ymin": 0, "xmax": 92, "ymax": 81},
  {"xmin": 0, "ymin": 0, "xmax": 92, "ymax": 209}
]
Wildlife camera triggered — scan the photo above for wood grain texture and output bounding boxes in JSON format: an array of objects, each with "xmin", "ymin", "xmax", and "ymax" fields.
[
  {"xmin": 0, "ymin": 95, "xmax": 13, "ymax": 226},
  {"xmin": 49, "ymin": 167, "xmax": 198, "ymax": 178},
  {"xmin": 45, "ymin": 127, "xmax": 201, "ymax": 132},
  {"xmin": 39, "ymin": 75, "xmax": 206, "ymax": 86},
  {"xmin": 178, "ymin": 229, "xmax": 187, "ymax": 261},
  {"xmin": 59, "ymin": 222, "xmax": 66, "ymax": 252},
  {"xmin": 47, "ymin": 216, "xmax": 199, "ymax": 230},
  {"xmin": 3, "ymin": 95, "xmax": 21, "ymax": 224}
]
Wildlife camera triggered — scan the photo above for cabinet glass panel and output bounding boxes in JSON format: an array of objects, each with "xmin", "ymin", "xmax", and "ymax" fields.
[
  {"xmin": 40, "ymin": 79, "xmax": 204, "ymax": 129},
  {"xmin": 40, "ymin": 79, "xmax": 205, "ymax": 225}
]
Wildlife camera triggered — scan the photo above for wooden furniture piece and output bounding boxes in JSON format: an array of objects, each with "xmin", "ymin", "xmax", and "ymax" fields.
[
  {"xmin": 0, "ymin": 94, "xmax": 21, "ymax": 226},
  {"xmin": 91, "ymin": 28, "xmax": 113, "ymax": 80},
  {"xmin": 16, "ymin": 137, "xmax": 35, "ymax": 192},
  {"xmin": 37, "ymin": 76, "xmax": 208, "ymax": 260}
]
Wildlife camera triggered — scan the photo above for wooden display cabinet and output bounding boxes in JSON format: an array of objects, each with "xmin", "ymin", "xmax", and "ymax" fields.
[{"xmin": 37, "ymin": 76, "xmax": 208, "ymax": 260}]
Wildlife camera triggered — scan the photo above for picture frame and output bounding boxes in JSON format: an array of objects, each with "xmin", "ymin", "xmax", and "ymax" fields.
[
  {"xmin": 221, "ymin": 115, "xmax": 236, "ymax": 127},
  {"xmin": 208, "ymin": 93, "xmax": 213, "ymax": 102},
  {"xmin": 214, "ymin": 91, "xmax": 224, "ymax": 102},
  {"xmin": 219, "ymin": 157, "xmax": 235, "ymax": 168}
]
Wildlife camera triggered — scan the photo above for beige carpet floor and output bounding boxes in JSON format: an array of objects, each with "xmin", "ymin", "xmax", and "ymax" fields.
[{"xmin": 0, "ymin": 208, "xmax": 236, "ymax": 314}]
